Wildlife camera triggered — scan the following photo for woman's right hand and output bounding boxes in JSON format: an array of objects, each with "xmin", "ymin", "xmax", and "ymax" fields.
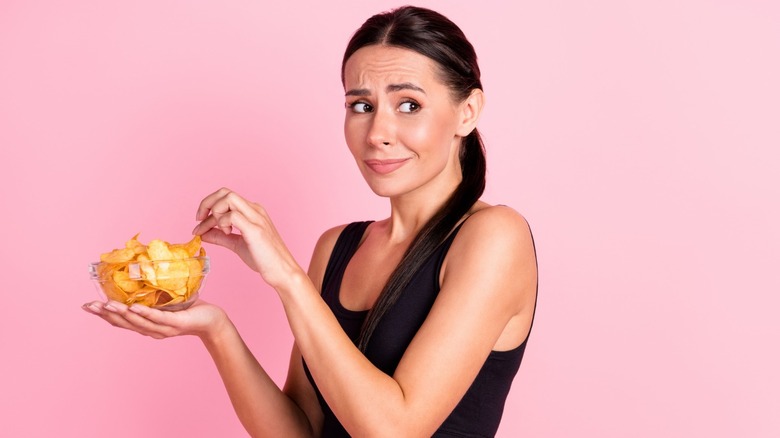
[
  {"xmin": 190, "ymin": 187, "xmax": 306, "ymax": 291},
  {"xmin": 81, "ymin": 299, "xmax": 229, "ymax": 341}
]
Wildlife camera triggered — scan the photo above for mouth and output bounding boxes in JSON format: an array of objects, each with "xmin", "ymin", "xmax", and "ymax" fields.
[{"xmin": 364, "ymin": 158, "xmax": 411, "ymax": 175}]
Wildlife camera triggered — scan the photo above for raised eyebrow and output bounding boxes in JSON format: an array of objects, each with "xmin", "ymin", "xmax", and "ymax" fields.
[
  {"xmin": 344, "ymin": 83, "xmax": 426, "ymax": 97},
  {"xmin": 386, "ymin": 82, "xmax": 426, "ymax": 94},
  {"xmin": 345, "ymin": 88, "xmax": 370, "ymax": 97}
]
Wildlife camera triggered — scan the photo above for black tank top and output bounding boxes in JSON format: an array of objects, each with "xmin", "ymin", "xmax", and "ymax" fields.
[{"xmin": 303, "ymin": 220, "xmax": 533, "ymax": 437}]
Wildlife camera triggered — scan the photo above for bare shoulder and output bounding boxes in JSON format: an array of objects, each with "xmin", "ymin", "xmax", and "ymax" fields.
[
  {"xmin": 458, "ymin": 204, "xmax": 535, "ymax": 256},
  {"xmin": 314, "ymin": 224, "xmax": 350, "ymax": 253},
  {"xmin": 307, "ymin": 224, "xmax": 350, "ymax": 293},
  {"xmin": 442, "ymin": 204, "xmax": 537, "ymax": 309}
]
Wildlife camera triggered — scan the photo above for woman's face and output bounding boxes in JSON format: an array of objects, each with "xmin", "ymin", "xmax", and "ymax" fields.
[{"xmin": 343, "ymin": 45, "xmax": 469, "ymax": 199}]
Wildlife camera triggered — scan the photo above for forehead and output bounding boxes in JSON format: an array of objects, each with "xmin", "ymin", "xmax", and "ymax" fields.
[{"xmin": 343, "ymin": 45, "xmax": 441, "ymax": 88}]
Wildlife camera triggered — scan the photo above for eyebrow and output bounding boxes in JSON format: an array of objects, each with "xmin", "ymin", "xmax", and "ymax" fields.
[{"xmin": 345, "ymin": 82, "xmax": 426, "ymax": 97}]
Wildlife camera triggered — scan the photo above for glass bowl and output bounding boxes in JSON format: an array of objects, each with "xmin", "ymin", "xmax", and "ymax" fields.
[{"xmin": 88, "ymin": 256, "xmax": 209, "ymax": 311}]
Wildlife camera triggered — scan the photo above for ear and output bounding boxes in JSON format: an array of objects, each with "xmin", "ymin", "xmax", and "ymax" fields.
[{"xmin": 455, "ymin": 88, "xmax": 485, "ymax": 137}]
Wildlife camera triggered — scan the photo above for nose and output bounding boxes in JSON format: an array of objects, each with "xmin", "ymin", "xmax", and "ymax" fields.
[{"xmin": 366, "ymin": 106, "xmax": 395, "ymax": 148}]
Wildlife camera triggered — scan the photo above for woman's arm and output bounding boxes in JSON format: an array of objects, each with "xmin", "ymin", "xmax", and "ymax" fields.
[
  {"xmin": 83, "ymin": 301, "xmax": 320, "ymax": 437},
  {"xmin": 200, "ymin": 316, "xmax": 317, "ymax": 437},
  {"xmin": 202, "ymin": 225, "xmax": 347, "ymax": 437},
  {"xmin": 192, "ymin": 189, "xmax": 536, "ymax": 437},
  {"xmin": 277, "ymin": 205, "xmax": 536, "ymax": 437},
  {"xmin": 81, "ymin": 190, "xmax": 344, "ymax": 437},
  {"xmin": 194, "ymin": 189, "xmax": 536, "ymax": 437}
]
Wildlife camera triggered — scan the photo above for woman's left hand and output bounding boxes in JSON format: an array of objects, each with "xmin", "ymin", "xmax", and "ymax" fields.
[
  {"xmin": 191, "ymin": 187, "xmax": 304, "ymax": 290},
  {"xmin": 81, "ymin": 299, "xmax": 229, "ymax": 341}
]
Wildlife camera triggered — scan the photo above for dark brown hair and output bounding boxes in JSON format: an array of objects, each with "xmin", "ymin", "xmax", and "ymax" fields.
[{"xmin": 343, "ymin": 6, "xmax": 487, "ymax": 352}]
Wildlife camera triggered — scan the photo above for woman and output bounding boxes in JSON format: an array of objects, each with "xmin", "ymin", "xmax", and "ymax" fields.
[{"xmin": 83, "ymin": 6, "xmax": 538, "ymax": 437}]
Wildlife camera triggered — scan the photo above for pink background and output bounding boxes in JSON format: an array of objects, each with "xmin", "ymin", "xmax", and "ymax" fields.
[{"xmin": 1, "ymin": 0, "xmax": 778, "ymax": 436}]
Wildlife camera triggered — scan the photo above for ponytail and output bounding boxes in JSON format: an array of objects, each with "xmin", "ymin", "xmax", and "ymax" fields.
[
  {"xmin": 342, "ymin": 6, "xmax": 488, "ymax": 352},
  {"xmin": 356, "ymin": 129, "xmax": 486, "ymax": 351}
]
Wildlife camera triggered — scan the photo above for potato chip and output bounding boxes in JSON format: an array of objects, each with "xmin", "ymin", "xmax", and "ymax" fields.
[
  {"xmin": 133, "ymin": 287, "xmax": 159, "ymax": 307},
  {"xmin": 147, "ymin": 239, "xmax": 174, "ymax": 261},
  {"xmin": 170, "ymin": 235, "xmax": 202, "ymax": 258},
  {"xmin": 156, "ymin": 262, "xmax": 188, "ymax": 292},
  {"xmin": 130, "ymin": 284, "xmax": 157, "ymax": 299},
  {"xmin": 126, "ymin": 233, "xmax": 146, "ymax": 255},
  {"xmin": 100, "ymin": 248, "xmax": 135, "ymax": 264},
  {"xmin": 153, "ymin": 290, "xmax": 186, "ymax": 307},
  {"xmin": 187, "ymin": 235, "xmax": 202, "ymax": 256},
  {"xmin": 97, "ymin": 260, "xmax": 122, "ymax": 281},
  {"xmin": 112, "ymin": 270, "xmax": 142, "ymax": 293},
  {"xmin": 94, "ymin": 234, "xmax": 207, "ymax": 310},
  {"xmin": 162, "ymin": 295, "xmax": 186, "ymax": 306},
  {"xmin": 137, "ymin": 254, "xmax": 158, "ymax": 286},
  {"xmin": 171, "ymin": 247, "xmax": 189, "ymax": 260},
  {"xmin": 126, "ymin": 285, "xmax": 156, "ymax": 306},
  {"xmin": 102, "ymin": 278, "xmax": 129, "ymax": 303}
]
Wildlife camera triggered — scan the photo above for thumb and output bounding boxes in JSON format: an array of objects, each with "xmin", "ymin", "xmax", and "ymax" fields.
[{"xmin": 201, "ymin": 229, "xmax": 242, "ymax": 252}]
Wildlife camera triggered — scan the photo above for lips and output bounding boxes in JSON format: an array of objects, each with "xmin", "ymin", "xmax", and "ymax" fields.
[{"xmin": 364, "ymin": 158, "xmax": 411, "ymax": 175}]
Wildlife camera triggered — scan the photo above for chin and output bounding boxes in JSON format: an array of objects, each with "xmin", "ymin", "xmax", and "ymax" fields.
[
  {"xmin": 365, "ymin": 183, "xmax": 400, "ymax": 198},
  {"xmin": 362, "ymin": 178, "xmax": 409, "ymax": 198}
]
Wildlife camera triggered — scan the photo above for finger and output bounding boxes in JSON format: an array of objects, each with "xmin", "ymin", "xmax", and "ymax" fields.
[
  {"xmin": 101, "ymin": 301, "xmax": 175, "ymax": 338},
  {"xmin": 87, "ymin": 303, "xmax": 151, "ymax": 334},
  {"xmin": 192, "ymin": 213, "xmax": 220, "ymax": 236},
  {"xmin": 82, "ymin": 301, "xmax": 105, "ymax": 314},
  {"xmin": 127, "ymin": 302, "xmax": 182, "ymax": 327},
  {"xmin": 215, "ymin": 210, "xmax": 240, "ymax": 233},
  {"xmin": 214, "ymin": 208, "xmax": 261, "ymax": 241},
  {"xmin": 209, "ymin": 191, "xmax": 263, "ymax": 223},
  {"xmin": 193, "ymin": 191, "xmax": 261, "ymax": 236},
  {"xmin": 192, "ymin": 208, "xmax": 246, "ymax": 238},
  {"xmin": 203, "ymin": 197, "xmax": 264, "ymax": 237},
  {"xmin": 195, "ymin": 187, "xmax": 233, "ymax": 221},
  {"xmin": 200, "ymin": 227, "xmax": 243, "ymax": 251},
  {"xmin": 215, "ymin": 212, "xmax": 237, "ymax": 235}
]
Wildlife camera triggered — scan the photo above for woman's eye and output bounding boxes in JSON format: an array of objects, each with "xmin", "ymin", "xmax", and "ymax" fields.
[
  {"xmin": 349, "ymin": 102, "xmax": 373, "ymax": 113},
  {"xmin": 399, "ymin": 101, "xmax": 420, "ymax": 113}
]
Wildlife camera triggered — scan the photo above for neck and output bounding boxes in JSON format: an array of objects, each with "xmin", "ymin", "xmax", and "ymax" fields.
[{"xmin": 384, "ymin": 170, "xmax": 461, "ymax": 244}]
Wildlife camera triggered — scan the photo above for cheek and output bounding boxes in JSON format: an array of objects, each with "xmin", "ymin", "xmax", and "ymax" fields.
[
  {"xmin": 402, "ymin": 115, "xmax": 454, "ymax": 156},
  {"xmin": 403, "ymin": 123, "xmax": 431, "ymax": 145},
  {"xmin": 344, "ymin": 118, "xmax": 364, "ymax": 156}
]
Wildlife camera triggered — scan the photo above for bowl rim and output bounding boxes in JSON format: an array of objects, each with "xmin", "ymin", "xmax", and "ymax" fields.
[
  {"xmin": 88, "ymin": 255, "xmax": 210, "ymax": 266},
  {"xmin": 88, "ymin": 256, "xmax": 210, "ymax": 280}
]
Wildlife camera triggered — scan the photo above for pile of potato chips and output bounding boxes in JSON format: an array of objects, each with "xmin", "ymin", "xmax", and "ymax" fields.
[{"xmin": 95, "ymin": 234, "xmax": 207, "ymax": 309}]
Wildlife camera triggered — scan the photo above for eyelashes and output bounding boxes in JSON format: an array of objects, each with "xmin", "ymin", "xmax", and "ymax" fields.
[
  {"xmin": 346, "ymin": 100, "xmax": 421, "ymax": 114},
  {"xmin": 348, "ymin": 101, "xmax": 374, "ymax": 113},
  {"xmin": 398, "ymin": 101, "xmax": 420, "ymax": 113}
]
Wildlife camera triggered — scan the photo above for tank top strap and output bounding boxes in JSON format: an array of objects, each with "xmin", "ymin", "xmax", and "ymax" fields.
[{"xmin": 321, "ymin": 221, "xmax": 373, "ymax": 300}]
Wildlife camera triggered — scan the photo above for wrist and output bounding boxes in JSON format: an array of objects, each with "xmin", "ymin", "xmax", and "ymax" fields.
[
  {"xmin": 273, "ymin": 268, "xmax": 317, "ymax": 307},
  {"xmin": 198, "ymin": 308, "xmax": 235, "ymax": 349},
  {"xmin": 272, "ymin": 265, "xmax": 312, "ymax": 296}
]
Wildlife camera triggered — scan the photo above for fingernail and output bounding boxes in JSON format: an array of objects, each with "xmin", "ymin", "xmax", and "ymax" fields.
[
  {"xmin": 104, "ymin": 303, "xmax": 118, "ymax": 312},
  {"xmin": 128, "ymin": 304, "xmax": 142, "ymax": 313},
  {"xmin": 81, "ymin": 304, "xmax": 100, "ymax": 313},
  {"xmin": 191, "ymin": 225, "xmax": 198, "ymax": 235}
]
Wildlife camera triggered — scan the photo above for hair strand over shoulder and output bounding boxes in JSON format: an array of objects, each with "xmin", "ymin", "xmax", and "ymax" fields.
[{"xmin": 342, "ymin": 6, "xmax": 487, "ymax": 352}]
